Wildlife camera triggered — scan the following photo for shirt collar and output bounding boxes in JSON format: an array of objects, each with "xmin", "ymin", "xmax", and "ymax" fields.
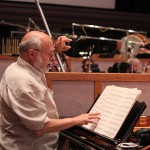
[{"xmin": 17, "ymin": 57, "xmax": 44, "ymax": 82}]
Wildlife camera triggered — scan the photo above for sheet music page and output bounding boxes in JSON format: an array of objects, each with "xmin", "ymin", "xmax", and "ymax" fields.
[{"xmin": 83, "ymin": 85, "xmax": 141, "ymax": 139}]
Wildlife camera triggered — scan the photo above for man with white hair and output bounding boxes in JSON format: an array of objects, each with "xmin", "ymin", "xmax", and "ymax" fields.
[
  {"xmin": 0, "ymin": 31, "xmax": 100, "ymax": 150},
  {"xmin": 127, "ymin": 58, "xmax": 140, "ymax": 73}
]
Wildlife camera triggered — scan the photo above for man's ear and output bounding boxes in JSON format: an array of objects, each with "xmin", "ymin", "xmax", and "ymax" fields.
[{"xmin": 28, "ymin": 49, "xmax": 35, "ymax": 60}]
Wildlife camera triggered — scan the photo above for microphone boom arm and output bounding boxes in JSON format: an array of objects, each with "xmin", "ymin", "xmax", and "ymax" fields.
[{"xmin": 35, "ymin": 0, "xmax": 65, "ymax": 72}]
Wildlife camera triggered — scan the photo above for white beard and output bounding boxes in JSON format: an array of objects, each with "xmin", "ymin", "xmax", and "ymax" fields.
[{"xmin": 33, "ymin": 54, "xmax": 49, "ymax": 73}]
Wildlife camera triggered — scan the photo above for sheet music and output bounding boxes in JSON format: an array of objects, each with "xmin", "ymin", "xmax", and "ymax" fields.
[{"xmin": 83, "ymin": 85, "xmax": 141, "ymax": 139}]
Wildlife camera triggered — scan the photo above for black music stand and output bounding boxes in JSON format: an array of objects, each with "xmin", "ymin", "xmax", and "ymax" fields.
[{"xmin": 59, "ymin": 100, "xmax": 146, "ymax": 150}]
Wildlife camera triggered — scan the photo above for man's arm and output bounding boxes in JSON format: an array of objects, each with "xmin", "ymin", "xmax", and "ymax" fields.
[{"xmin": 32, "ymin": 112, "xmax": 100, "ymax": 136}]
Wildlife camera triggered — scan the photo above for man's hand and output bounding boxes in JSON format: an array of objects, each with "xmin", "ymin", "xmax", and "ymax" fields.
[
  {"xmin": 32, "ymin": 112, "xmax": 100, "ymax": 136},
  {"xmin": 54, "ymin": 36, "xmax": 72, "ymax": 52},
  {"xmin": 73, "ymin": 112, "xmax": 101, "ymax": 126}
]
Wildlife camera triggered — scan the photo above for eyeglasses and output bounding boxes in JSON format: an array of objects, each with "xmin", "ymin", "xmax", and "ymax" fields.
[{"xmin": 33, "ymin": 49, "xmax": 55, "ymax": 57}]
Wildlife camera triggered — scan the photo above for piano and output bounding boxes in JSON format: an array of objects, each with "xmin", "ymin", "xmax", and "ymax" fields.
[{"xmin": 59, "ymin": 101, "xmax": 147, "ymax": 150}]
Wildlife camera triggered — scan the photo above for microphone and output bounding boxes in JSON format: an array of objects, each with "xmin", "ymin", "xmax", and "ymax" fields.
[
  {"xmin": 67, "ymin": 34, "xmax": 84, "ymax": 41},
  {"xmin": 65, "ymin": 34, "xmax": 88, "ymax": 41},
  {"xmin": 68, "ymin": 34, "xmax": 78, "ymax": 39}
]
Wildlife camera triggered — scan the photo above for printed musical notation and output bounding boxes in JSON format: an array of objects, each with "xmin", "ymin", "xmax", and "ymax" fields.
[{"xmin": 83, "ymin": 85, "xmax": 141, "ymax": 139}]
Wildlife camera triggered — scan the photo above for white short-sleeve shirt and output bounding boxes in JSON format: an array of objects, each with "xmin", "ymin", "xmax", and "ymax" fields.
[{"xmin": 0, "ymin": 57, "xmax": 59, "ymax": 150}]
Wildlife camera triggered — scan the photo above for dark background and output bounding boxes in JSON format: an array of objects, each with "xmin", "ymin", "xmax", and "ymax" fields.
[{"xmin": 0, "ymin": 0, "xmax": 150, "ymax": 56}]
